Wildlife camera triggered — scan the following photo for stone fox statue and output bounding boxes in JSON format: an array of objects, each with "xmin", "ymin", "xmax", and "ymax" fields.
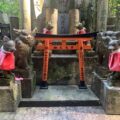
[
  {"xmin": 0, "ymin": 36, "xmax": 16, "ymax": 71},
  {"xmin": 0, "ymin": 36, "xmax": 16, "ymax": 84},
  {"xmin": 14, "ymin": 29, "xmax": 35, "ymax": 70}
]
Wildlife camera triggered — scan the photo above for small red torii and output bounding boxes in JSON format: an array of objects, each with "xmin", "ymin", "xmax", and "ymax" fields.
[{"xmin": 35, "ymin": 33, "xmax": 97, "ymax": 89}]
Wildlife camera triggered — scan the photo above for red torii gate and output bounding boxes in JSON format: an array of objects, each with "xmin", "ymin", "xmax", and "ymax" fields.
[{"xmin": 35, "ymin": 33, "xmax": 97, "ymax": 89}]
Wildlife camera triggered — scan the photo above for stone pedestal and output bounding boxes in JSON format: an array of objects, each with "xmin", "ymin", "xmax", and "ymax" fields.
[
  {"xmin": 91, "ymin": 72, "xmax": 120, "ymax": 114},
  {"xmin": 0, "ymin": 81, "xmax": 21, "ymax": 112},
  {"xmin": 14, "ymin": 69, "xmax": 36, "ymax": 98},
  {"xmin": 91, "ymin": 66, "xmax": 110, "ymax": 97},
  {"xmin": 21, "ymin": 71, "xmax": 36, "ymax": 98},
  {"xmin": 91, "ymin": 72, "xmax": 104, "ymax": 98},
  {"xmin": 100, "ymin": 80, "xmax": 120, "ymax": 115}
]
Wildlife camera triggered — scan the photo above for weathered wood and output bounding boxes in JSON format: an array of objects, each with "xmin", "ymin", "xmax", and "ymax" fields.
[
  {"xmin": 46, "ymin": 8, "xmax": 58, "ymax": 34},
  {"xmin": 69, "ymin": 9, "xmax": 80, "ymax": 34}
]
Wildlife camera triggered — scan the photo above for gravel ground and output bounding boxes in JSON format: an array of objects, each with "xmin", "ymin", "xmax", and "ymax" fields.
[{"xmin": 0, "ymin": 107, "xmax": 120, "ymax": 120}]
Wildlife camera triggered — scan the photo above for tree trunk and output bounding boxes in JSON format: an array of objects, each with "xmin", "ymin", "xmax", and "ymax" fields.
[
  {"xmin": 80, "ymin": 0, "xmax": 90, "ymax": 21},
  {"xmin": 96, "ymin": 0, "xmax": 108, "ymax": 31},
  {"xmin": 87, "ymin": 0, "xmax": 96, "ymax": 32},
  {"xmin": 116, "ymin": 7, "xmax": 120, "ymax": 31}
]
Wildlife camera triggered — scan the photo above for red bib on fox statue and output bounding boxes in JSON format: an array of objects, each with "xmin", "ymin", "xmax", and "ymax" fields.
[
  {"xmin": 76, "ymin": 22, "xmax": 87, "ymax": 35},
  {"xmin": 0, "ymin": 36, "xmax": 15, "ymax": 71},
  {"xmin": 0, "ymin": 50, "xmax": 15, "ymax": 70},
  {"xmin": 77, "ymin": 28, "xmax": 86, "ymax": 34},
  {"xmin": 43, "ymin": 22, "xmax": 53, "ymax": 34},
  {"xmin": 109, "ymin": 51, "xmax": 120, "ymax": 72},
  {"xmin": 43, "ymin": 28, "xmax": 52, "ymax": 34}
]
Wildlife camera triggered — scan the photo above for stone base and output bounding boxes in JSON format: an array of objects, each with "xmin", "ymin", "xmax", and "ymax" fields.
[
  {"xmin": 100, "ymin": 80, "xmax": 120, "ymax": 115},
  {"xmin": 91, "ymin": 72, "xmax": 120, "ymax": 114},
  {"xmin": 20, "ymin": 85, "xmax": 100, "ymax": 107},
  {"xmin": 91, "ymin": 66, "xmax": 110, "ymax": 98},
  {"xmin": 91, "ymin": 72, "xmax": 105, "ymax": 98},
  {"xmin": 21, "ymin": 71, "xmax": 36, "ymax": 98},
  {"xmin": 0, "ymin": 81, "xmax": 21, "ymax": 112}
]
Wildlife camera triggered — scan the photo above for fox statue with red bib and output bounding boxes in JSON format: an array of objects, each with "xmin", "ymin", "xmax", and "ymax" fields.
[{"xmin": 0, "ymin": 36, "xmax": 16, "ymax": 85}]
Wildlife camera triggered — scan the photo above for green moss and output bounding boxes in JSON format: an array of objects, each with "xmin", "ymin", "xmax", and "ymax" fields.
[
  {"xmin": 0, "ymin": 73, "xmax": 14, "ymax": 86},
  {"xmin": 48, "ymin": 61, "xmax": 73, "ymax": 83}
]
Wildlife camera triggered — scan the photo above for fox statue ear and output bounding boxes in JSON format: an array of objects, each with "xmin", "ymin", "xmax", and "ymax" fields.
[{"xmin": 3, "ymin": 36, "xmax": 10, "ymax": 42}]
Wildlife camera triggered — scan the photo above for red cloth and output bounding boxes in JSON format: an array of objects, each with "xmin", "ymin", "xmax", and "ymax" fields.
[
  {"xmin": 0, "ymin": 52, "xmax": 15, "ymax": 70},
  {"xmin": 43, "ymin": 28, "xmax": 52, "ymax": 34},
  {"xmin": 77, "ymin": 28, "xmax": 86, "ymax": 35},
  {"xmin": 0, "ymin": 51, "xmax": 6, "ymax": 66},
  {"xmin": 108, "ymin": 52, "xmax": 120, "ymax": 72},
  {"xmin": 77, "ymin": 28, "xmax": 88, "ymax": 43}
]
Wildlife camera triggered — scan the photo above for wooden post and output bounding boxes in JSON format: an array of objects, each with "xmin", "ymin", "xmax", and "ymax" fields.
[
  {"xmin": 46, "ymin": 8, "xmax": 58, "ymax": 34},
  {"xmin": 20, "ymin": 0, "xmax": 31, "ymax": 31},
  {"xmin": 69, "ymin": 9, "xmax": 80, "ymax": 34},
  {"xmin": 96, "ymin": 0, "xmax": 108, "ymax": 31}
]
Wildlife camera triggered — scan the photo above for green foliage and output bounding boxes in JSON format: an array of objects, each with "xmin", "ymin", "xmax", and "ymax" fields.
[
  {"xmin": 0, "ymin": 0, "xmax": 20, "ymax": 17},
  {"xmin": 109, "ymin": 0, "xmax": 120, "ymax": 16}
]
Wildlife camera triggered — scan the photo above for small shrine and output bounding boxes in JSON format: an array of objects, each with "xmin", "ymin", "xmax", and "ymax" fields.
[{"xmin": 0, "ymin": 0, "xmax": 120, "ymax": 117}]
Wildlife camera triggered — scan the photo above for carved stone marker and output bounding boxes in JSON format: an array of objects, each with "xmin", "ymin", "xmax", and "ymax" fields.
[{"xmin": 58, "ymin": 13, "xmax": 69, "ymax": 34}]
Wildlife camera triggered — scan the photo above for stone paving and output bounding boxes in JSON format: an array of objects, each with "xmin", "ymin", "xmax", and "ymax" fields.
[
  {"xmin": 0, "ymin": 107, "xmax": 120, "ymax": 120},
  {"xmin": 23, "ymin": 86, "xmax": 99, "ymax": 101}
]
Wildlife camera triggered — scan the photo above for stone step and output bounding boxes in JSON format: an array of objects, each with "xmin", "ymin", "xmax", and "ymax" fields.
[{"xmin": 19, "ymin": 85, "xmax": 100, "ymax": 107}]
